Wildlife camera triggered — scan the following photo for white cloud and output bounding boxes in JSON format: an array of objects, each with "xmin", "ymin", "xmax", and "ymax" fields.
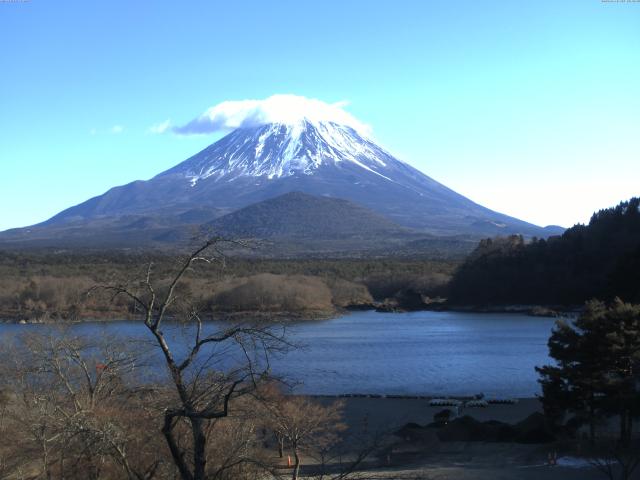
[
  {"xmin": 111, "ymin": 125, "xmax": 124, "ymax": 134},
  {"xmin": 172, "ymin": 94, "xmax": 371, "ymax": 136},
  {"xmin": 148, "ymin": 119, "xmax": 171, "ymax": 134}
]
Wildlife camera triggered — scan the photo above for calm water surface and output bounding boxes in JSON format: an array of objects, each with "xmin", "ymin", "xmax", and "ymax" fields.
[{"xmin": 0, "ymin": 311, "xmax": 558, "ymax": 397}]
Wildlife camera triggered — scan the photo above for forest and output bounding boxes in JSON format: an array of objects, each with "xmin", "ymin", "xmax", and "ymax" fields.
[
  {"xmin": 448, "ymin": 198, "xmax": 640, "ymax": 307},
  {"xmin": 3, "ymin": 198, "xmax": 640, "ymax": 323},
  {"xmin": 0, "ymin": 251, "xmax": 455, "ymax": 323}
]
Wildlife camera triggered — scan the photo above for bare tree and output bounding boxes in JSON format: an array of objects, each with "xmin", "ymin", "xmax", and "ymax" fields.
[
  {"xmin": 93, "ymin": 237, "xmax": 289, "ymax": 480},
  {"xmin": 261, "ymin": 388, "xmax": 346, "ymax": 480},
  {"xmin": 0, "ymin": 331, "xmax": 162, "ymax": 480}
]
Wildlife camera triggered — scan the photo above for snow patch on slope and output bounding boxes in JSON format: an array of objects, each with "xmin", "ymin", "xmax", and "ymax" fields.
[{"xmin": 178, "ymin": 120, "xmax": 395, "ymax": 186}]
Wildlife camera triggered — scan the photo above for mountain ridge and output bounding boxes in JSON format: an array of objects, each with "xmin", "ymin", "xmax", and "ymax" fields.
[{"xmin": 1, "ymin": 118, "xmax": 564, "ymax": 250}]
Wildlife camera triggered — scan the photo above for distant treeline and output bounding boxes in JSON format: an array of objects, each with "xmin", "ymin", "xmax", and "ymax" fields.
[
  {"xmin": 0, "ymin": 251, "xmax": 456, "ymax": 282},
  {"xmin": 448, "ymin": 198, "xmax": 640, "ymax": 306},
  {"xmin": 0, "ymin": 252, "xmax": 456, "ymax": 321}
]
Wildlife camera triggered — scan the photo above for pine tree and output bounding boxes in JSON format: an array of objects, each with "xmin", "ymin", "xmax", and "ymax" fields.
[
  {"xmin": 537, "ymin": 299, "xmax": 640, "ymax": 444},
  {"xmin": 600, "ymin": 299, "xmax": 640, "ymax": 445}
]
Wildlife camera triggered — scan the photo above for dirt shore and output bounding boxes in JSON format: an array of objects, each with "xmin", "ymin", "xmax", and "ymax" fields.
[
  {"xmin": 315, "ymin": 396, "xmax": 543, "ymax": 433},
  {"xmin": 310, "ymin": 396, "xmax": 606, "ymax": 480}
]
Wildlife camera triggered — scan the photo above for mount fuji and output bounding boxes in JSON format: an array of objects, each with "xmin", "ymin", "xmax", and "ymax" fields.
[{"xmin": 0, "ymin": 114, "xmax": 562, "ymax": 252}]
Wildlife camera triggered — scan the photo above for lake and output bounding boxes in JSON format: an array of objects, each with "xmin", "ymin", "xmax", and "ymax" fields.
[{"xmin": 0, "ymin": 310, "xmax": 559, "ymax": 398}]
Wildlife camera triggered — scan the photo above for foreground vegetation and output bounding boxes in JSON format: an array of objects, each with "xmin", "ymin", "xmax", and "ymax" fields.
[
  {"xmin": 537, "ymin": 299, "xmax": 640, "ymax": 445},
  {"xmin": 0, "ymin": 332, "xmax": 359, "ymax": 480},
  {"xmin": 0, "ymin": 240, "xmax": 381, "ymax": 480},
  {"xmin": 535, "ymin": 298, "xmax": 640, "ymax": 479}
]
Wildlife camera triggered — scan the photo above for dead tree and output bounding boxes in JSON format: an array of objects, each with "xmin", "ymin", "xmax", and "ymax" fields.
[
  {"xmin": 0, "ymin": 331, "xmax": 160, "ymax": 480},
  {"xmin": 93, "ymin": 237, "xmax": 289, "ymax": 480},
  {"xmin": 261, "ymin": 389, "xmax": 345, "ymax": 480}
]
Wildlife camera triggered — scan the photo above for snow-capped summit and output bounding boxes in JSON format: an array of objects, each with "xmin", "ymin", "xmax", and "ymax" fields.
[
  {"xmin": 161, "ymin": 120, "xmax": 396, "ymax": 185},
  {"xmin": 8, "ymin": 96, "xmax": 564, "ymax": 245},
  {"xmin": 172, "ymin": 94, "xmax": 371, "ymax": 137}
]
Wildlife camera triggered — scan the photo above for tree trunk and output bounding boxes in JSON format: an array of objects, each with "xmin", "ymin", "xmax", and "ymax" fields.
[
  {"xmin": 292, "ymin": 448, "xmax": 301, "ymax": 480},
  {"xmin": 619, "ymin": 409, "xmax": 628, "ymax": 446},
  {"xmin": 59, "ymin": 446, "xmax": 65, "ymax": 480},
  {"xmin": 42, "ymin": 437, "xmax": 52, "ymax": 480},
  {"xmin": 162, "ymin": 414, "xmax": 194, "ymax": 480},
  {"xmin": 589, "ymin": 401, "xmax": 596, "ymax": 445},
  {"xmin": 192, "ymin": 417, "xmax": 208, "ymax": 480},
  {"xmin": 278, "ymin": 434, "xmax": 284, "ymax": 458}
]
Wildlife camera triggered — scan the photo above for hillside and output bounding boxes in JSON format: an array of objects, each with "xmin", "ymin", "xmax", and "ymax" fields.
[
  {"xmin": 448, "ymin": 197, "xmax": 640, "ymax": 305},
  {"xmin": 208, "ymin": 191, "xmax": 406, "ymax": 239},
  {"xmin": 203, "ymin": 192, "xmax": 484, "ymax": 257}
]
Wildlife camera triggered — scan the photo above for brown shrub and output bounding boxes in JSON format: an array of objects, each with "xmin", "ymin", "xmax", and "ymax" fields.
[
  {"xmin": 211, "ymin": 273, "xmax": 334, "ymax": 313},
  {"xmin": 325, "ymin": 278, "xmax": 373, "ymax": 307}
]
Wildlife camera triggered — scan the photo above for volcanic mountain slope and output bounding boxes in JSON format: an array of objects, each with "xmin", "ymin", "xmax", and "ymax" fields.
[
  {"xmin": 0, "ymin": 116, "xmax": 563, "ymax": 250},
  {"xmin": 201, "ymin": 191, "xmax": 482, "ymax": 257},
  {"xmin": 208, "ymin": 191, "xmax": 406, "ymax": 239}
]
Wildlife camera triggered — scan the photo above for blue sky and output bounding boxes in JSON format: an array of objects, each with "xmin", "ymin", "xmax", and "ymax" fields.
[{"xmin": 1, "ymin": 0, "xmax": 639, "ymax": 231}]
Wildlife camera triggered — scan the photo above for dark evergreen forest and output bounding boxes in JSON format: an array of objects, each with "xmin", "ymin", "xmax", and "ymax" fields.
[{"xmin": 448, "ymin": 198, "xmax": 640, "ymax": 306}]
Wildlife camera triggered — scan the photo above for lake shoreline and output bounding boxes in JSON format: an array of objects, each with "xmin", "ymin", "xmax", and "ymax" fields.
[
  {"xmin": 315, "ymin": 395, "xmax": 542, "ymax": 429},
  {"xmin": 0, "ymin": 309, "xmax": 342, "ymax": 325},
  {"xmin": 323, "ymin": 395, "xmax": 603, "ymax": 480},
  {"xmin": 434, "ymin": 304, "xmax": 581, "ymax": 318},
  {"xmin": 0, "ymin": 303, "xmax": 578, "ymax": 324}
]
